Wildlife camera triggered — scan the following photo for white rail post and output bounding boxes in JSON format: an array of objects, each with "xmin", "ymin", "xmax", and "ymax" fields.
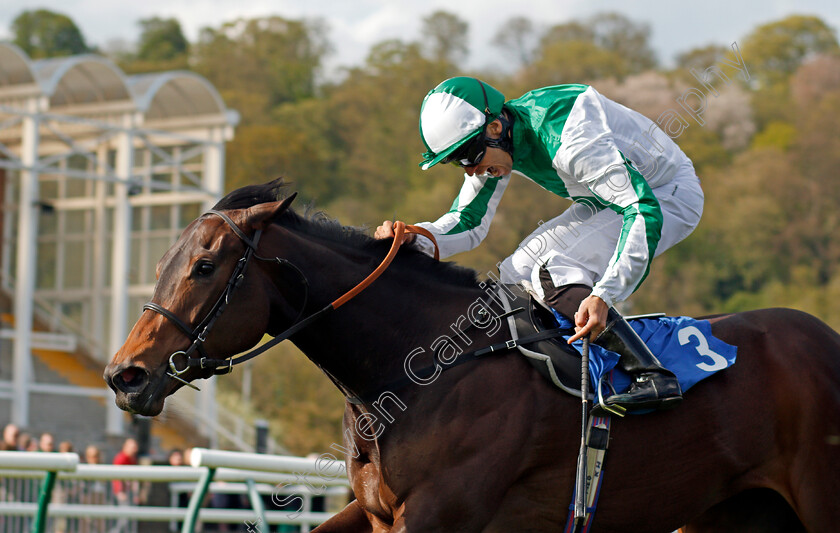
[
  {"xmin": 12, "ymin": 94, "xmax": 45, "ymax": 427},
  {"xmin": 107, "ymin": 111, "xmax": 137, "ymax": 435}
]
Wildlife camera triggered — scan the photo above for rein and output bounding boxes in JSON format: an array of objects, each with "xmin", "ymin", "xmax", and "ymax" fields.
[{"xmin": 142, "ymin": 210, "xmax": 439, "ymax": 391}]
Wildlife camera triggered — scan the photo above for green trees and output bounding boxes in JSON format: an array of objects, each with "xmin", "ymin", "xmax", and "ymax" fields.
[
  {"xmin": 137, "ymin": 18, "xmax": 188, "ymax": 61},
  {"xmin": 630, "ymin": 17, "xmax": 840, "ymax": 324},
  {"xmin": 676, "ymin": 45, "xmax": 731, "ymax": 72},
  {"xmin": 189, "ymin": 15, "xmax": 334, "ymax": 202},
  {"xmin": 117, "ymin": 18, "xmax": 190, "ymax": 74},
  {"xmin": 518, "ymin": 12, "xmax": 656, "ymax": 87},
  {"xmin": 739, "ymin": 15, "xmax": 840, "ymax": 134},
  {"xmin": 12, "ymin": 9, "xmax": 89, "ymax": 58},
  {"xmin": 492, "ymin": 16, "xmax": 537, "ymax": 68},
  {"xmin": 421, "ymin": 10, "xmax": 469, "ymax": 64},
  {"xmin": 741, "ymin": 15, "xmax": 839, "ymax": 85},
  {"xmin": 587, "ymin": 12, "xmax": 657, "ymax": 73},
  {"xmin": 192, "ymin": 16, "xmax": 330, "ymax": 123}
]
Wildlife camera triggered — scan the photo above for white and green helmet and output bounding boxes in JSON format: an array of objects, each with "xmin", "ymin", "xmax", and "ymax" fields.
[{"xmin": 419, "ymin": 77, "xmax": 506, "ymax": 170}]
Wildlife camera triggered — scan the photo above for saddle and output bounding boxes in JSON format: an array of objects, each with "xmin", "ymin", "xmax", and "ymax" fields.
[{"xmin": 496, "ymin": 284, "xmax": 588, "ymax": 397}]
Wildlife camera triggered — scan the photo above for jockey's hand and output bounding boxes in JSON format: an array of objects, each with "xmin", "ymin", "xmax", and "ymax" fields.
[
  {"xmin": 374, "ymin": 220, "xmax": 416, "ymax": 244},
  {"xmin": 568, "ymin": 295, "xmax": 609, "ymax": 344}
]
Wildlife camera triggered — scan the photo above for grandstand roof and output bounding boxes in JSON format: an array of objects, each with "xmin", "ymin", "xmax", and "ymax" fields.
[
  {"xmin": 0, "ymin": 42, "xmax": 36, "ymax": 86},
  {"xmin": 32, "ymin": 54, "xmax": 132, "ymax": 107},
  {"xmin": 0, "ymin": 42, "xmax": 236, "ymax": 125},
  {"xmin": 128, "ymin": 71, "xmax": 227, "ymax": 120}
]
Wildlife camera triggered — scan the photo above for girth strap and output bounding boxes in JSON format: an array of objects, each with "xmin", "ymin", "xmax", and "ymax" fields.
[
  {"xmin": 471, "ymin": 327, "xmax": 571, "ymax": 357},
  {"xmin": 346, "ymin": 318, "xmax": 572, "ymax": 405}
]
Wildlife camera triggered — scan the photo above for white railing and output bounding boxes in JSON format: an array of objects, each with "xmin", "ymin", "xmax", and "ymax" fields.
[{"xmin": 0, "ymin": 449, "xmax": 350, "ymax": 533}]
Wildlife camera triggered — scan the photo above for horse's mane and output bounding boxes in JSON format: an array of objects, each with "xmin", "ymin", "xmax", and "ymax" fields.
[{"xmin": 213, "ymin": 179, "xmax": 481, "ymax": 288}]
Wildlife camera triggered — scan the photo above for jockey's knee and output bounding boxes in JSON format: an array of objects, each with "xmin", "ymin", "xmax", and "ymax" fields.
[{"xmin": 539, "ymin": 268, "xmax": 592, "ymax": 320}]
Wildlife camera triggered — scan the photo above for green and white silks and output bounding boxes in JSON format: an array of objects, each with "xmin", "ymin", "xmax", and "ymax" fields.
[{"xmin": 413, "ymin": 84, "xmax": 703, "ymax": 307}]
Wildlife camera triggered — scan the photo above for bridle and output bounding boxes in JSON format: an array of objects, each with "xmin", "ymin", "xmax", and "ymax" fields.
[{"xmin": 142, "ymin": 209, "xmax": 438, "ymax": 391}]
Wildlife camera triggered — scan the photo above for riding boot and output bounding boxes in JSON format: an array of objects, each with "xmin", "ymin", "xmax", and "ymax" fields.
[{"xmin": 595, "ymin": 308, "xmax": 683, "ymax": 412}]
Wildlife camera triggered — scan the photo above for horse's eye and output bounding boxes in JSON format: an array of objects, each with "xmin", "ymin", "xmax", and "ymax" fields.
[{"xmin": 193, "ymin": 260, "xmax": 215, "ymax": 277}]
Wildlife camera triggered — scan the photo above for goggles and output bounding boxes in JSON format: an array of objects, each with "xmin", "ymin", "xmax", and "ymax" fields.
[
  {"xmin": 440, "ymin": 115, "xmax": 514, "ymax": 168},
  {"xmin": 441, "ymin": 125, "xmax": 489, "ymax": 167}
]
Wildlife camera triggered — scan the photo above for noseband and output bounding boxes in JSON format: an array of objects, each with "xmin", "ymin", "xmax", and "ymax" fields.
[{"xmin": 142, "ymin": 209, "xmax": 437, "ymax": 391}]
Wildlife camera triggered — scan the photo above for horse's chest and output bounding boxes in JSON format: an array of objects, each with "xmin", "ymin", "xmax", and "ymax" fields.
[{"xmin": 347, "ymin": 434, "xmax": 400, "ymax": 523}]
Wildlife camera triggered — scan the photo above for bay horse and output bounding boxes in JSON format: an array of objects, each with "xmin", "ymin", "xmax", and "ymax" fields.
[{"xmin": 105, "ymin": 181, "xmax": 840, "ymax": 532}]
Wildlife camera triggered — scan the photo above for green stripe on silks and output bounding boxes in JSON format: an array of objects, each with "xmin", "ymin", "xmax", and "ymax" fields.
[
  {"xmin": 508, "ymin": 84, "xmax": 588, "ymax": 197},
  {"xmin": 601, "ymin": 153, "xmax": 663, "ymax": 293},
  {"xmin": 31, "ymin": 470, "xmax": 57, "ymax": 533},
  {"xmin": 444, "ymin": 175, "xmax": 503, "ymax": 235},
  {"xmin": 625, "ymin": 154, "xmax": 662, "ymax": 291}
]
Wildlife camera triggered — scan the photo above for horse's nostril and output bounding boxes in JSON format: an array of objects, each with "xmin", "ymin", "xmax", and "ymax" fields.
[
  {"xmin": 114, "ymin": 366, "xmax": 148, "ymax": 393},
  {"xmin": 121, "ymin": 367, "xmax": 139, "ymax": 383}
]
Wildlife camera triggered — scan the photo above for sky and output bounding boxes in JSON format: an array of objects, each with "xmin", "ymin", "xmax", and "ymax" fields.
[{"xmin": 2, "ymin": 0, "xmax": 839, "ymax": 77}]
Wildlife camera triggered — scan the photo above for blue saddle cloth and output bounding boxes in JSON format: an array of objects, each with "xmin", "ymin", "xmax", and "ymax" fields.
[{"xmin": 551, "ymin": 311, "xmax": 737, "ymax": 397}]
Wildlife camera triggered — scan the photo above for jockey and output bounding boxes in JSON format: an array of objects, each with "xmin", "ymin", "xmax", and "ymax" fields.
[{"xmin": 375, "ymin": 77, "xmax": 704, "ymax": 413}]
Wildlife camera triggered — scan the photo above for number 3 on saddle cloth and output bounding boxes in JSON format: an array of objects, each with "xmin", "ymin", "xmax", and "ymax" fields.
[{"xmin": 550, "ymin": 310, "xmax": 738, "ymax": 403}]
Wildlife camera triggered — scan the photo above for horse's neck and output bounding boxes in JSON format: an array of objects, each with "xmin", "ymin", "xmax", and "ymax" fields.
[{"xmin": 265, "ymin": 228, "xmax": 498, "ymax": 397}]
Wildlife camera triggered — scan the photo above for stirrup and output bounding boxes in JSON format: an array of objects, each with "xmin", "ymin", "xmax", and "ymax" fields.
[{"xmin": 591, "ymin": 374, "xmax": 626, "ymax": 418}]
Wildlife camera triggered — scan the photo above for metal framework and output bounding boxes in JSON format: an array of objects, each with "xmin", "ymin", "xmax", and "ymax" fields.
[{"xmin": 0, "ymin": 42, "xmax": 238, "ymax": 436}]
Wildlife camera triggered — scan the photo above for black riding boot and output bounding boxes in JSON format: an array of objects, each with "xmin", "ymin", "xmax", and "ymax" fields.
[{"xmin": 596, "ymin": 308, "xmax": 683, "ymax": 412}]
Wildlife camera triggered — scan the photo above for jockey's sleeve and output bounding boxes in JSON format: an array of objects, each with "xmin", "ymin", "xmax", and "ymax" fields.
[
  {"xmin": 553, "ymin": 89, "xmax": 663, "ymax": 307},
  {"xmin": 413, "ymin": 172, "xmax": 511, "ymax": 259}
]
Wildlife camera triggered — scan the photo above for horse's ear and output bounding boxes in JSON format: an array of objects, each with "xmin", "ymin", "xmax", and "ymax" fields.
[{"xmin": 245, "ymin": 193, "xmax": 297, "ymax": 230}]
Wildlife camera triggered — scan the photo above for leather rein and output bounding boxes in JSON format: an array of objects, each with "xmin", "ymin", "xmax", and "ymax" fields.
[{"xmin": 142, "ymin": 209, "xmax": 438, "ymax": 391}]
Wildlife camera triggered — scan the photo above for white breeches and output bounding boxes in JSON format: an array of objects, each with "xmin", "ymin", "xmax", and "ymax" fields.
[{"xmin": 498, "ymin": 165, "xmax": 704, "ymax": 302}]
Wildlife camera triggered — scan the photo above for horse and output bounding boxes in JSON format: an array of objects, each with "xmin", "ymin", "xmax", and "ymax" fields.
[{"xmin": 104, "ymin": 181, "xmax": 840, "ymax": 532}]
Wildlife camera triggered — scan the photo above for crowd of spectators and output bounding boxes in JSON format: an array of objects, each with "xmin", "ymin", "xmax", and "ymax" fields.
[
  {"xmin": 2, "ymin": 422, "xmax": 166, "ymax": 465},
  {"xmin": 2, "ymin": 423, "xmax": 115, "ymax": 464}
]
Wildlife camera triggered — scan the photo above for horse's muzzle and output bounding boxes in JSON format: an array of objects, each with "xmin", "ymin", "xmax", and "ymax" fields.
[{"xmin": 104, "ymin": 364, "xmax": 160, "ymax": 415}]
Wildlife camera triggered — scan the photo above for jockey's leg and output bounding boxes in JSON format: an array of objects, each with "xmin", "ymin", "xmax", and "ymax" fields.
[
  {"xmin": 505, "ymin": 170, "xmax": 703, "ymax": 412},
  {"xmin": 542, "ymin": 279, "xmax": 682, "ymax": 412},
  {"xmin": 594, "ymin": 307, "xmax": 682, "ymax": 412}
]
